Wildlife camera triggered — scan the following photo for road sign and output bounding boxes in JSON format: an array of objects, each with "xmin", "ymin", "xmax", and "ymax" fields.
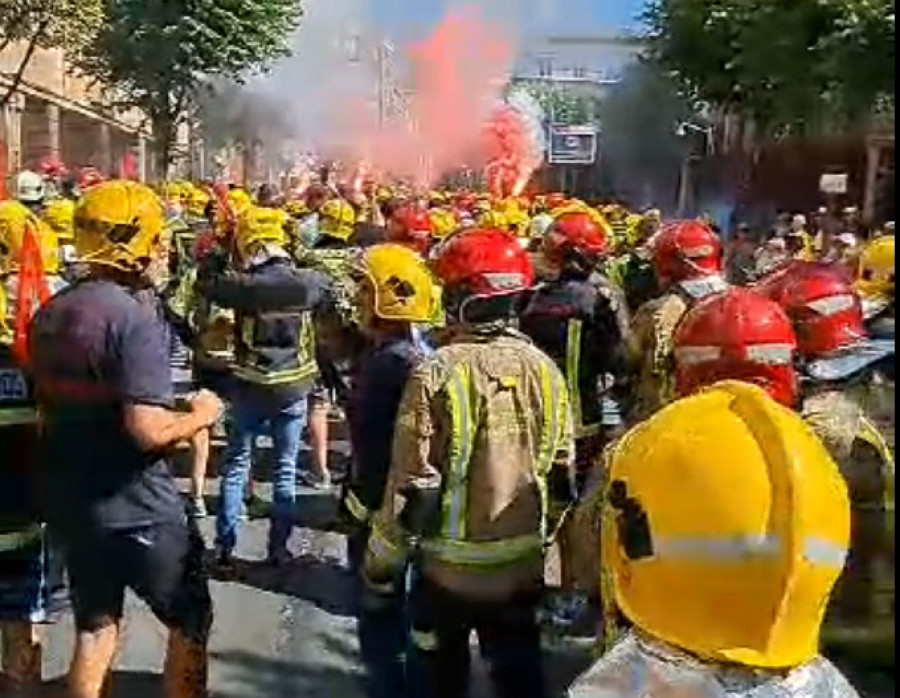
[
  {"xmin": 548, "ymin": 124, "xmax": 598, "ymax": 165},
  {"xmin": 819, "ymin": 173, "xmax": 848, "ymax": 195}
]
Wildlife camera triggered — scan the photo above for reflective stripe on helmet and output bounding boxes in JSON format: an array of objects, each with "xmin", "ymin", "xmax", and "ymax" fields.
[
  {"xmin": 653, "ymin": 534, "xmax": 846, "ymax": 569},
  {"xmin": 675, "ymin": 345, "xmax": 721, "ymax": 366},
  {"xmin": 565, "ymin": 319, "xmax": 600, "ymax": 440},
  {"xmin": 806, "ymin": 294, "xmax": 855, "ymax": 317},
  {"xmin": 744, "ymin": 343, "xmax": 794, "ymax": 366}
]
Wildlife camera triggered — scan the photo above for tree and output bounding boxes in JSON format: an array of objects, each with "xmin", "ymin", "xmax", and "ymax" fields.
[
  {"xmin": 644, "ymin": 0, "xmax": 895, "ymax": 137},
  {"xmin": 0, "ymin": 0, "xmax": 104, "ymax": 107},
  {"xmin": 72, "ymin": 0, "xmax": 303, "ymax": 175},
  {"xmin": 515, "ymin": 81, "xmax": 600, "ymax": 125}
]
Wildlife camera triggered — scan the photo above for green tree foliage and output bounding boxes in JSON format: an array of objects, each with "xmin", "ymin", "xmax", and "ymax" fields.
[
  {"xmin": 0, "ymin": 0, "xmax": 104, "ymax": 105},
  {"xmin": 517, "ymin": 81, "xmax": 600, "ymax": 125},
  {"xmin": 72, "ymin": 0, "xmax": 303, "ymax": 173},
  {"xmin": 644, "ymin": 0, "xmax": 895, "ymax": 135}
]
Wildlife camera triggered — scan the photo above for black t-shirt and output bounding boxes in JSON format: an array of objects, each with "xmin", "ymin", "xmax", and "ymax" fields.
[{"xmin": 30, "ymin": 280, "xmax": 184, "ymax": 531}]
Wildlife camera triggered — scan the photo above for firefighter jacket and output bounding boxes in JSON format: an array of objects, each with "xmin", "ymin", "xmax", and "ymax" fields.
[
  {"xmin": 342, "ymin": 336, "xmax": 431, "ymax": 529},
  {"xmin": 605, "ymin": 249, "xmax": 659, "ymax": 314},
  {"xmin": 628, "ymin": 276, "xmax": 728, "ymax": 422},
  {"xmin": 364, "ymin": 327, "xmax": 576, "ymax": 602},
  {"xmin": 801, "ymin": 387, "xmax": 894, "ymax": 632},
  {"xmin": 201, "ymin": 255, "xmax": 330, "ymax": 402},
  {"xmin": 567, "ymin": 632, "xmax": 860, "ymax": 698},
  {"xmin": 519, "ymin": 273, "xmax": 630, "ymax": 443}
]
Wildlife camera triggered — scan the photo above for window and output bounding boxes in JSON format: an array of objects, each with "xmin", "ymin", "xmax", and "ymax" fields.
[{"xmin": 537, "ymin": 57, "xmax": 553, "ymax": 77}]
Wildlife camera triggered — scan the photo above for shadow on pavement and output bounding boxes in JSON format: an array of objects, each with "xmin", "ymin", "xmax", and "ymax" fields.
[
  {"xmin": 210, "ymin": 649, "xmax": 365, "ymax": 698},
  {"xmin": 220, "ymin": 554, "xmax": 357, "ymax": 618},
  {"xmin": 39, "ymin": 671, "xmax": 161, "ymax": 698}
]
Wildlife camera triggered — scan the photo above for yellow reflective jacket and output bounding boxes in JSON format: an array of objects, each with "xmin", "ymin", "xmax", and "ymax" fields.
[{"xmin": 365, "ymin": 329, "xmax": 576, "ymax": 601}]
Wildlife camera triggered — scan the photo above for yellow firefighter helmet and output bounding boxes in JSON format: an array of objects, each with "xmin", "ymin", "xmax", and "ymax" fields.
[
  {"xmin": 0, "ymin": 200, "xmax": 60, "ymax": 276},
  {"xmin": 188, "ymin": 187, "xmax": 211, "ymax": 219},
  {"xmin": 856, "ymin": 235, "xmax": 894, "ymax": 302},
  {"xmin": 357, "ymin": 243, "xmax": 439, "ymax": 323},
  {"xmin": 236, "ymin": 206, "xmax": 288, "ymax": 260},
  {"xmin": 44, "ymin": 198, "xmax": 76, "ymax": 243},
  {"xmin": 476, "ymin": 210, "xmax": 508, "ymax": 230},
  {"xmin": 227, "ymin": 188, "xmax": 254, "ymax": 217},
  {"xmin": 603, "ymin": 380, "xmax": 850, "ymax": 670},
  {"xmin": 74, "ymin": 180, "xmax": 167, "ymax": 273},
  {"xmin": 429, "ymin": 209, "xmax": 457, "ymax": 240},
  {"xmin": 319, "ymin": 198, "xmax": 356, "ymax": 242}
]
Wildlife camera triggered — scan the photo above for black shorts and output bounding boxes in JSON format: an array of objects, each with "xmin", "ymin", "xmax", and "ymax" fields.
[{"xmin": 62, "ymin": 518, "xmax": 212, "ymax": 642}]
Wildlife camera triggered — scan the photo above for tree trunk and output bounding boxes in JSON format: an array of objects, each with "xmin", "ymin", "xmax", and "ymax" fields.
[
  {"xmin": 150, "ymin": 112, "xmax": 175, "ymax": 181},
  {"xmin": 0, "ymin": 20, "xmax": 50, "ymax": 109}
]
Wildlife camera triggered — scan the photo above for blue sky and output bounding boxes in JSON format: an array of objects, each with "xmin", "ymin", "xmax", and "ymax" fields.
[{"xmin": 369, "ymin": 0, "xmax": 646, "ymax": 38}]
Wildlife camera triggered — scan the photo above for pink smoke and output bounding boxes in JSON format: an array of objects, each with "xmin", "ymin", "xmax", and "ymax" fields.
[
  {"xmin": 482, "ymin": 105, "xmax": 543, "ymax": 197},
  {"xmin": 333, "ymin": 4, "xmax": 516, "ymax": 189}
]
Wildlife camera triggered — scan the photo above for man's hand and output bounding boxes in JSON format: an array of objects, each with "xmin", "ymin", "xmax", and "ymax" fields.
[{"xmin": 189, "ymin": 389, "xmax": 225, "ymax": 428}]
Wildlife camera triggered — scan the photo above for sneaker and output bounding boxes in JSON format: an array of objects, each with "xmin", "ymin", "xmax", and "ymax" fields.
[{"xmin": 187, "ymin": 497, "xmax": 208, "ymax": 519}]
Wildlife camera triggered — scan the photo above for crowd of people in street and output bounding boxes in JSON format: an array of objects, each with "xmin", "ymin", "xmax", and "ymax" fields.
[{"xmin": 0, "ymin": 159, "xmax": 893, "ymax": 698}]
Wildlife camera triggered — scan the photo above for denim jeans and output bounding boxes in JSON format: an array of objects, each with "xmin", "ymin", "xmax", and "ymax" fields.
[{"xmin": 215, "ymin": 395, "xmax": 307, "ymax": 557}]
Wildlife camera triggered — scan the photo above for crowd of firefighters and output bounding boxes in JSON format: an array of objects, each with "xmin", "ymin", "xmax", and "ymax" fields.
[{"xmin": 0, "ymin": 159, "xmax": 893, "ymax": 698}]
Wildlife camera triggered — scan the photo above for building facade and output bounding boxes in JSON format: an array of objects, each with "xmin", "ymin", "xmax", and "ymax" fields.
[{"xmin": 0, "ymin": 41, "xmax": 157, "ymax": 191}]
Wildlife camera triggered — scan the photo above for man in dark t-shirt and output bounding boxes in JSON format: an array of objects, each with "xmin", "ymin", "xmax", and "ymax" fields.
[{"xmin": 30, "ymin": 181, "xmax": 223, "ymax": 698}]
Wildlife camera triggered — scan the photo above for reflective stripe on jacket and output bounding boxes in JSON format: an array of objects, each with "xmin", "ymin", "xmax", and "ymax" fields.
[{"xmin": 366, "ymin": 331, "xmax": 575, "ymax": 600}]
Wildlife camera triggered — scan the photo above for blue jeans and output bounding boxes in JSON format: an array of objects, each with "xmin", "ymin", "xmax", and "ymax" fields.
[{"xmin": 215, "ymin": 395, "xmax": 307, "ymax": 556}]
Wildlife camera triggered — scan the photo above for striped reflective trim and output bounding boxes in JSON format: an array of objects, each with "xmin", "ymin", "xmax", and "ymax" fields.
[
  {"xmin": 675, "ymin": 345, "xmax": 721, "ymax": 366},
  {"xmin": 0, "ymin": 406, "xmax": 40, "ymax": 425},
  {"xmin": 231, "ymin": 362, "xmax": 319, "ymax": 386},
  {"xmin": 565, "ymin": 319, "xmax": 599, "ymax": 439},
  {"xmin": 857, "ymin": 415, "xmax": 894, "ymax": 517},
  {"xmin": 652, "ymin": 534, "xmax": 847, "ymax": 569},
  {"xmin": 344, "ymin": 489, "xmax": 371, "ymax": 524},
  {"xmin": 366, "ymin": 522, "xmax": 406, "ymax": 569},
  {"xmin": 656, "ymin": 534, "xmax": 781, "ymax": 559},
  {"xmin": 410, "ymin": 629, "xmax": 438, "ymax": 652},
  {"xmin": 422, "ymin": 534, "xmax": 543, "ymax": 568},
  {"xmin": 803, "ymin": 538, "xmax": 847, "ymax": 569},
  {"xmin": 807, "ymin": 294, "xmax": 855, "ymax": 317},
  {"xmin": 745, "ymin": 343, "xmax": 794, "ymax": 366},
  {"xmin": 0, "ymin": 524, "xmax": 41, "ymax": 552},
  {"xmin": 441, "ymin": 366, "xmax": 474, "ymax": 540}
]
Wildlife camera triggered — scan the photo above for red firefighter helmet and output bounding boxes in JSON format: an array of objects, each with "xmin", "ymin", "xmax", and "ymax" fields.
[
  {"xmin": 38, "ymin": 157, "xmax": 68, "ymax": 180},
  {"xmin": 650, "ymin": 220, "xmax": 723, "ymax": 287},
  {"xmin": 754, "ymin": 261, "xmax": 866, "ymax": 359},
  {"xmin": 194, "ymin": 229, "xmax": 219, "ymax": 263},
  {"xmin": 78, "ymin": 167, "xmax": 105, "ymax": 191},
  {"xmin": 674, "ymin": 288, "xmax": 800, "ymax": 407},
  {"xmin": 542, "ymin": 211, "xmax": 611, "ymax": 269},
  {"xmin": 388, "ymin": 206, "xmax": 435, "ymax": 255},
  {"xmin": 432, "ymin": 227, "xmax": 534, "ymax": 300}
]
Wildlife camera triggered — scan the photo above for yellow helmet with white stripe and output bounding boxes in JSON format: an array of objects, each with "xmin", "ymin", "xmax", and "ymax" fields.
[{"xmin": 602, "ymin": 380, "xmax": 849, "ymax": 669}]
